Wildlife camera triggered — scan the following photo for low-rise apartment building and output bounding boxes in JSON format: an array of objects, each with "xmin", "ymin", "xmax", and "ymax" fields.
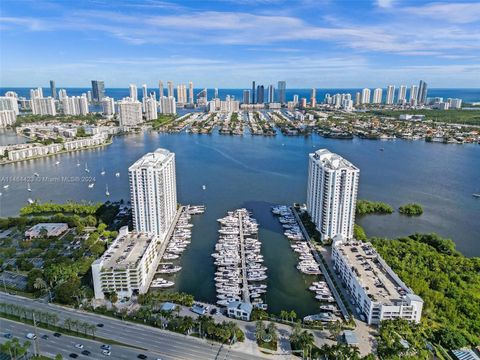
[
  {"xmin": 332, "ymin": 236, "xmax": 423, "ymax": 325},
  {"xmin": 91, "ymin": 226, "xmax": 162, "ymax": 300}
]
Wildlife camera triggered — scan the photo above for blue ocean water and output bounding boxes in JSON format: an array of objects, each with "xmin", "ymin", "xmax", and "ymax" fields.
[{"xmin": 1, "ymin": 87, "xmax": 479, "ymax": 103}]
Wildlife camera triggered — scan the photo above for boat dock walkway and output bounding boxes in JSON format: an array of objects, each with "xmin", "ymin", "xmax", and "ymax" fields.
[
  {"xmin": 291, "ymin": 206, "xmax": 350, "ymax": 321},
  {"xmin": 238, "ymin": 211, "xmax": 251, "ymax": 303}
]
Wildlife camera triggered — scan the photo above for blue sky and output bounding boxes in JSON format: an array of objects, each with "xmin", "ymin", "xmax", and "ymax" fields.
[{"xmin": 0, "ymin": 0, "xmax": 479, "ymax": 88}]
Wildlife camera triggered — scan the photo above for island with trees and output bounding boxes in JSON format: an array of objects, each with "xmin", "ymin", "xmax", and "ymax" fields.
[
  {"xmin": 356, "ymin": 200, "xmax": 394, "ymax": 216},
  {"xmin": 398, "ymin": 203, "xmax": 423, "ymax": 216}
]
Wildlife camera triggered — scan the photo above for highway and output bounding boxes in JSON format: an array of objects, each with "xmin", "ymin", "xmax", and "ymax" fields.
[
  {"xmin": 1, "ymin": 317, "xmax": 163, "ymax": 359},
  {"xmin": 0, "ymin": 293, "xmax": 269, "ymax": 360}
]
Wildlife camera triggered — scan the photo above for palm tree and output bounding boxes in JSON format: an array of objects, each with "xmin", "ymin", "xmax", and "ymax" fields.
[
  {"xmin": 298, "ymin": 331, "xmax": 315, "ymax": 359},
  {"xmin": 289, "ymin": 310, "xmax": 297, "ymax": 322},
  {"xmin": 50, "ymin": 313, "xmax": 59, "ymax": 328},
  {"xmin": 33, "ymin": 278, "xmax": 47, "ymax": 293},
  {"xmin": 267, "ymin": 322, "xmax": 278, "ymax": 344},
  {"xmin": 279, "ymin": 310, "xmax": 288, "ymax": 321},
  {"xmin": 255, "ymin": 320, "xmax": 266, "ymax": 342},
  {"xmin": 89, "ymin": 323, "xmax": 96, "ymax": 338}
]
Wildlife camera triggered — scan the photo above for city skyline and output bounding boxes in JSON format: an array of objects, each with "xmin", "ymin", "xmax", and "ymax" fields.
[{"xmin": 1, "ymin": 0, "xmax": 479, "ymax": 87}]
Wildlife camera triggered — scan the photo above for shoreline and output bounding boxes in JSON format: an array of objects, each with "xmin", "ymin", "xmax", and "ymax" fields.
[{"xmin": 0, "ymin": 139, "xmax": 113, "ymax": 166}]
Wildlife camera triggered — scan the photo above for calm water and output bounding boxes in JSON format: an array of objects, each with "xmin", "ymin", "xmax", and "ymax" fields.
[{"xmin": 1, "ymin": 131, "xmax": 479, "ymax": 316}]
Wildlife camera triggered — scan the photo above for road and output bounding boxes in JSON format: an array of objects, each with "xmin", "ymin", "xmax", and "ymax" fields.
[
  {"xmin": 0, "ymin": 293, "xmax": 270, "ymax": 360},
  {"xmin": 0, "ymin": 317, "xmax": 163, "ymax": 360}
]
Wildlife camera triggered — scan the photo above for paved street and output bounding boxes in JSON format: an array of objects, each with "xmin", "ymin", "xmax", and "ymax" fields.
[
  {"xmin": 1, "ymin": 317, "xmax": 165, "ymax": 360},
  {"xmin": 0, "ymin": 293, "xmax": 272, "ymax": 360}
]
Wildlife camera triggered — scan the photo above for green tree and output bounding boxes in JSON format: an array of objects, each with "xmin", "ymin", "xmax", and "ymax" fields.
[
  {"xmin": 255, "ymin": 320, "xmax": 266, "ymax": 341},
  {"xmin": 0, "ymin": 338, "xmax": 31, "ymax": 360}
]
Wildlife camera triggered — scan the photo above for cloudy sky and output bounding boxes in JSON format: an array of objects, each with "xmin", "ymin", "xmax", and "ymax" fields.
[{"xmin": 1, "ymin": 0, "xmax": 479, "ymax": 88}]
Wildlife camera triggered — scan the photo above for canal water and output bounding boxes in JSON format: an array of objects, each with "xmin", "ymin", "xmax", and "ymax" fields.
[{"xmin": 1, "ymin": 130, "xmax": 479, "ymax": 316}]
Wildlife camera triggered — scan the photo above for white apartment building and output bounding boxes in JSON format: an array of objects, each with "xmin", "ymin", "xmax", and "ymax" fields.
[
  {"xmin": 129, "ymin": 84, "xmax": 138, "ymax": 101},
  {"xmin": 101, "ymin": 97, "xmax": 115, "ymax": 115},
  {"xmin": 306, "ymin": 149, "xmax": 359, "ymax": 241},
  {"xmin": 62, "ymin": 95, "xmax": 89, "ymax": 116},
  {"xmin": 0, "ymin": 110, "xmax": 16, "ymax": 128},
  {"xmin": 32, "ymin": 97, "xmax": 56, "ymax": 116},
  {"xmin": 159, "ymin": 96, "xmax": 177, "ymax": 115},
  {"xmin": 8, "ymin": 143, "xmax": 63, "ymax": 161},
  {"xmin": 398, "ymin": 85, "xmax": 407, "ymax": 104},
  {"xmin": 372, "ymin": 88, "xmax": 383, "ymax": 104},
  {"xmin": 63, "ymin": 134, "xmax": 108, "ymax": 151},
  {"xmin": 129, "ymin": 148, "xmax": 177, "ymax": 240},
  {"xmin": 409, "ymin": 85, "xmax": 418, "ymax": 105},
  {"xmin": 91, "ymin": 227, "xmax": 162, "ymax": 299},
  {"xmin": 448, "ymin": 98, "xmax": 462, "ymax": 109},
  {"xmin": 361, "ymin": 88, "xmax": 371, "ymax": 104},
  {"xmin": 144, "ymin": 97, "xmax": 158, "ymax": 121},
  {"xmin": 118, "ymin": 99, "xmax": 142, "ymax": 126},
  {"xmin": 0, "ymin": 96, "xmax": 19, "ymax": 114},
  {"xmin": 386, "ymin": 85, "xmax": 395, "ymax": 105},
  {"xmin": 332, "ymin": 237, "xmax": 423, "ymax": 325}
]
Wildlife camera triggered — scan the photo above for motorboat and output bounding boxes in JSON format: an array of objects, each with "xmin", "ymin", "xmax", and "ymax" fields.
[
  {"xmin": 88, "ymin": 183, "xmax": 95, "ymax": 189},
  {"xmin": 85, "ymin": 163, "xmax": 90, "ymax": 173},
  {"xmin": 115, "ymin": 172, "xmax": 120, "ymax": 177},
  {"xmin": 105, "ymin": 185, "xmax": 110, "ymax": 196},
  {"xmin": 151, "ymin": 278, "xmax": 174, "ymax": 288}
]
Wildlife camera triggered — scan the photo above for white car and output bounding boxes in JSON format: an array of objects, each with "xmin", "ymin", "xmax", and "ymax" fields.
[
  {"xmin": 75, "ymin": 344, "xmax": 84, "ymax": 349},
  {"xmin": 26, "ymin": 333, "xmax": 37, "ymax": 340},
  {"xmin": 102, "ymin": 350, "xmax": 111, "ymax": 356}
]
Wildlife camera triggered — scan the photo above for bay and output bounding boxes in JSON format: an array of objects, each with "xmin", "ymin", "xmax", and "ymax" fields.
[{"xmin": 0, "ymin": 130, "xmax": 479, "ymax": 317}]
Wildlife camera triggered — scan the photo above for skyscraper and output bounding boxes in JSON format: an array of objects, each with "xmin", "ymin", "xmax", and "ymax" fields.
[
  {"xmin": 49, "ymin": 80, "xmax": 57, "ymax": 99},
  {"xmin": 91, "ymin": 80, "xmax": 105, "ymax": 102},
  {"xmin": 118, "ymin": 98, "xmax": 142, "ymax": 127},
  {"xmin": 307, "ymin": 149, "xmax": 359, "ymax": 241},
  {"xmin": 310, "ymin": 88, "xmax": 317, "ymax": 107},
  {"xmin": 386, "ymin": 85, "xmax": 395, "ymax": 105},
  {"xmin": 361, "ymin": 88, "xmax": 371, "ymax": 104},
  {"xmin": 158, "ymin": 81, "xmax": 164, "ymax": 99},
  {"xmin": 417, "ymin": 80, "xmax": 428, "ymax": 105},
  {"xmin": 277, "ymin": 81, "xmax": 286, "ymax": 104},
  {"xmin": 141, "ymin": 84, "xmax": 148, "ymax": 111},
  {"xmin": 267, "ymin": 85, "xmax": 275, "ymax": 103},
  {"xmin": 189, "ymin": 82, "xmax": 194, "ymax": 105},
  {"xmin": 373, "ymin": 88, "xmax": 383, "ymax": 104},
  {"xmin": 398, "ymin": 85, "xmax": 407, "ymax": 104},
  {"xmin": 256, "ymin": 85, "xmax": 264, "ymax": 104},
  {"xmin": 214, "ymin": 88, "xmax": 218, "ymax": 99},
  {"xmin": 243, "ymin": 90, "xmax": 250, "ymax": 104},
  {"xmin": 409, "ymin": 85, "xmax": 418, "ymax": 104},
  {"xmin": 129, "ymin": 148, "xmax": 177, "ymax": 239},
  {"xmin": 251, "ymin": 81, "xmax": 256, "ymax": 104},
  {"xmin": 167, "ymin": 81, "xmax": 174, "ymax": 99},
  {"xmin": 129, "ymin": 84, "xmax": 138, "ymax": 102}
]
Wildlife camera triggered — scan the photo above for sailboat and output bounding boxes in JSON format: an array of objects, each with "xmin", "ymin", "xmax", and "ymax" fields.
[
  {"xmin": 85, "ymin": 163, "xmax": 90, "ymax": 173},
  {"xmin": 105, "ymin": 185, "xmax": 110, "ymax": 196},
  {"xmin": 3, "ymin": 185, "xmax": 9, "ymax": 189},
  {"xmin": 27, "ymin": 183, "xmax": 32, "ymax": 192}
]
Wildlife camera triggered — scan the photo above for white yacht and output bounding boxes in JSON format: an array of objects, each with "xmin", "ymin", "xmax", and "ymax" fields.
[
  {"xmin": 115, "ymin": 172, "xmax": 120, "ymax": 177},
  {"xmin": 105, "ymin": 185, "xmax": 110, "ymax": 196},
  {"xmin": 27, "ymin": 183, "xmax": 32, "ymax": 192},
  {"xmin": 85, "ymin": 163, "xmax": 90, "ymax": 173},
  {"xmin": 88, "ymin": 183, "xmax": 94, "ymax": 189},
  {"xmin": 151, "ymin": 278, "xmax": 174, "ymax": 288}
]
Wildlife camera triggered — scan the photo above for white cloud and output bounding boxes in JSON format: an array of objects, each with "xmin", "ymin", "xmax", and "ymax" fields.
[
  {"xmin": 376, "ymin": 0, "xmax": 395, "ymax": 8},
  {"xmin": 402, "ymin": 2, "xmax": 480, "ymax": 24}
]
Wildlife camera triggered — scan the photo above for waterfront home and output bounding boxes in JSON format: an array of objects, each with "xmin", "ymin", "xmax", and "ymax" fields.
[{"xmin": 226, "ymin": 301, "xmax": 252, "ymax": 321}]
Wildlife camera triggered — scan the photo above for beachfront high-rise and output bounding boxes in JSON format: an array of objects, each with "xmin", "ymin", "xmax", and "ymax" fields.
[
  {"xmin": 418, "ymin": 80, "xmax": 428, "ymax": 105},
  {"xmin": 129, "ymin": 148, "xmax": 177, "ymax": 239},
  {"xmin": 306, "ymin": 149, "xmax": 359, "ymax": 241},
  {"xmin": 277, "ymin": 81, "xmax": 286, "ymax": 104},
  {"xmin": 49, "ymin": 80, "xmax": 57, "ymax": 99},
  {"xmin": 386, "ymin": 85, "xmax": 395, "ymax": 105},
  {"xmin": 91, "ymin": 80, "xmax": 105, "ymax": 102}
]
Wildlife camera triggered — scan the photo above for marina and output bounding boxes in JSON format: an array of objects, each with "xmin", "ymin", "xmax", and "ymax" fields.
[
  {"xmin": 150, "ymin": 205, "xmax": 205, "ymax": 291},
  {"xmin": 212, "ymin": 209, "xmax": 268, "ymax": 310},
  {"xmin": 272, "ymin": 205, "xmax": 342, "ymax": 320}
]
